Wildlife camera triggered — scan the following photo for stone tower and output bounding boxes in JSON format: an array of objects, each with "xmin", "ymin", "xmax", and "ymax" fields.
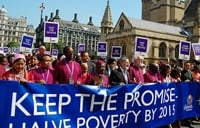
[
  {"xmin": 183, "ymin": 0, "xmax": 200, "ymax": 42},
  {"xmin": 100, "ymin": 0, "xmax": 113, "ymax": 41},
  {"xmin": 142, "ymin": 0, "xmax": 186, "ymax": 25}
]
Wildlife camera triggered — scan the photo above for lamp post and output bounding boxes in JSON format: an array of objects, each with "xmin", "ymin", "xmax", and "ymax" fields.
[
  {"xmin": 40, "ymin": 3, "xmax": 45, "ymax": 23},
  {"xmin": 36, "ymin": 3, "xmax": 45, "ymax": 47}
]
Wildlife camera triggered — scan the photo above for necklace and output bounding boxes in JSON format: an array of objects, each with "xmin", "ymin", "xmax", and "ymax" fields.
[
  {"xmin": 13, "ymin": 69, "xmax": 24, "ymax": 81},
  {"xmin": 40, "ymin": 68, "xmax": 49, "ymax": 83}
]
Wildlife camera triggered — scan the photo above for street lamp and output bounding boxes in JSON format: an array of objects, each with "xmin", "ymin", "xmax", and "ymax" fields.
[
  {"xmin": 40, "ymin": 3, "xmax": 45, "ymax": 23},
  {"xmin": 36, "ymin": 3, "xmax": 45, "ymax": 47}
]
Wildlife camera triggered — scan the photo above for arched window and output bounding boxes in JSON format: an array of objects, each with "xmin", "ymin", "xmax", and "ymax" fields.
[
  {"xmin": 175, "ymin": 44, "xmax": 179, "ymax": 59},
  {"xmin": 122, "ymin": 43, "xmax": 127, "ymax": 55},
  {"xmin": 119, "ymin": 20, "xmax": 124, "ymax": 31},
  {"xmin": 159, "ymin": 42, "xmax": 167, "ymax": 58}
]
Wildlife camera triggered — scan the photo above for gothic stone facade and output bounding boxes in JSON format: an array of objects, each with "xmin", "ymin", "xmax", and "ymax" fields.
[{"xmin": 106, "ymin": 13, "xmax": 188, "ymax": 64}]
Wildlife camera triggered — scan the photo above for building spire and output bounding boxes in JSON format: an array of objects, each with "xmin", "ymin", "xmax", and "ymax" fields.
[
  {"xmin": 101, "ymin": 0, "xmax": 113, "ymax": 33},
  {"xmin": 101, "ymin": 0, "xmax": 113, "ymax": 26}
]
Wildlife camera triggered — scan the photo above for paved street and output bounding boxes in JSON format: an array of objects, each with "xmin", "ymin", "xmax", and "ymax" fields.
[
  {"xmin": 182, "ymin": 125, "xmax": 200, "ymax": 128},
  {"xmin": 181, "ymin": 122, "xmax": 200, "ymax": 128}
]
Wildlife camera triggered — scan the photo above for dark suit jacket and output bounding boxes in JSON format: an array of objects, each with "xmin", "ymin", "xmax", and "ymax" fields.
[
  {"xmin": 87, "ymin": 61, "xmax": 96, "ymax": 74},
  {"xmin": 81, "ymin": 61, "xmax": 96, "ymax": 74},
  {"xmin": 109, "ymin": 67, "xmax": 130, "ymax": 85}
]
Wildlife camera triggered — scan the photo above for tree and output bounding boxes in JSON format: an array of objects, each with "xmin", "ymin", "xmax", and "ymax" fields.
[
  {"xmin": 34, "ymin": 40, "xmax": 65, "ymax": 55},
  {"xmin": 53, "ymin": 40, "xmax": 65, "ymax": 54},
  {"xmin": 7, "ymin": 41, "xmax": 20, "ymax": 52}
]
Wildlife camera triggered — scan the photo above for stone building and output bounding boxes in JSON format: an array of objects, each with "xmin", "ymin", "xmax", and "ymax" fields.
[
  {"xmin": 182, "ymin": 0, "xmax": 200, "ymax": 43},
  {"xmin": 142, "ymin": 0, "xmax": 187, "ymax": 25},
  {"xmin": 0, "ymin": 5, "xmax": 35, "ymax": 47},
  {"xmin": 36, "ymin": 9, "xmax": 101, "ymax": 56},
  {"xmin": 35, "ymin": 1, "xmax": 113, "ymax": 56},
  {"xmin": 34, "ymin": 0, "xmax": 199, "ymax": 62},
  {"xmin": 105, "ymin": 0, "xmax": 200, "ymax": 63},
  {"xmin": 106, "ymin": 13, "xmax": 188, "ymax": 63},
  {"xmin": 52, "ymin": 11, "xmax": 101, "ymax": 55},
  {"xmin": 142, "ymin": 0, "xmax": 200, "ymax": 43}
]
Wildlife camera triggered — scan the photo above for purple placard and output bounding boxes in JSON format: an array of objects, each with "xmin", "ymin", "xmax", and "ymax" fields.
[
  {"xmin": 34, "ymin": 48, "xmax": 39, "ymax": 53},
  {"xmin": 0, "ymin": 48, "xmax": 3, "ymax": 51},
  {"xmin": 192, "ymin": 43, "xmax": 200, "ymax": 56},
  {"xmin": 78, "ymin": 44, "xmax": 85, "ymax": 53},
  {"xmin": 14, "ymin": 48, "xmax": 20, "ymax": 54},
  {"xmin": 45, "ymin": 51, "xmax": 51, "ymax": 55},
  {"xmin": 44, "ymin": 22, "xmax": 59, "ymax": 38},
  {"xmin": 98, "ymin": 42, "xmax": 107, "ymax": 52},
  {"xmin": 112, "ymin": 47, "xmax": 121, "ymax": 58},
  {"xmin": 21, "ymin": 35, "xmax": 34, "ymax": 48},
  {"xmin": 136, "ymin": 37, "xmax": 148, "ymax": 52},
  {"xmin": 52, "ymin": 49, "xmax": 58, "ymax": 56},
  {"xmin": 180, "ymin": 41, "xmax": 190, "ymax": 55},
  {"xmin": 3, "ymin": 47, "xmax": 9, "ymax": 53}
]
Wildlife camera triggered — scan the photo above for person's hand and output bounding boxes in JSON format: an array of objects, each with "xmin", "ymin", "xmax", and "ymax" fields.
[
  {"xmin": 185, "ymin": 79, "xmax": 190, "ymax": 82},
  {"xmin": 119, "ymin": 82, "xmax": 125, "ymax": 85},
  {"xmin": 20, "ymin": 78, "xmax": 27, "ymax": 83},
  {"xmin": 75, "ymin": 81, "xmax": 81, "ymax": 87},
  {"xmin": 153, "ymin": 80, "xmax": 161, "ymax": 84},
  {"xmin": 38, "ymin": 79, "xmax": 46, "ymax": 84}
]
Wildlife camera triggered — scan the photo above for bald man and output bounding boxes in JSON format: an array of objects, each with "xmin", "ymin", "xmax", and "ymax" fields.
[{"xmin": 37, "ymin": 45, "xmax": 46, "ymax": 61}]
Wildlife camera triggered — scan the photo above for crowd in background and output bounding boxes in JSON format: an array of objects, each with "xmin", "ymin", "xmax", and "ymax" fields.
[{"xmin": 0, "ymin": 45, "xmax": 200, "ymax": 128}]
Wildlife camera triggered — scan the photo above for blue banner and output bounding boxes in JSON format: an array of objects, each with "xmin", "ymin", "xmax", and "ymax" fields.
[{"xmin": 0, "ymin": 81, "xmax": 200, "ymax": 128}]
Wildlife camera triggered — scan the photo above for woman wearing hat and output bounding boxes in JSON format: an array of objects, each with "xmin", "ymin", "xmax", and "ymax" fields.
[{"xmin": 2, "ymin": 54, "xmax": 33, "ymax": 82}]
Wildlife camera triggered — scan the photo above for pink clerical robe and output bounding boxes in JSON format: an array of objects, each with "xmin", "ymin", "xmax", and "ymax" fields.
[
  {"xmin": 0, "ymin": 64, "xmax": 6, "ymax": 79},
  {"xmin": 31, "ymin": 67, "xmax": 55, "ymax": 84},
  {"xmin": 128, "ymin": 65, "xmax": 144, "ymax": 84},
  {"xmin": 54, "ymin": 59, "xmax": 82, "ymax": 84},
  {"xmin": 143, "ymin": 70, "xmax": 160, "ymax": 83}
]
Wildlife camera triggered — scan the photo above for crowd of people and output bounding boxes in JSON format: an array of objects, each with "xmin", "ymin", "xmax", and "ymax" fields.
[{"xmin": 0, "ymin": 45, "xmax": 200, "ymax": 128}]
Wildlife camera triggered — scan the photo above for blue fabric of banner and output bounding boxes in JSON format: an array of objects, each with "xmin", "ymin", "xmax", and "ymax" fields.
[{"xmin": 0, "ymin": 80, "xmax": 200, "ymax": 128}]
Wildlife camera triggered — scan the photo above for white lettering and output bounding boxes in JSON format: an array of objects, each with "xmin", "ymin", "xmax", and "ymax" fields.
[
  {"xmin": 77, "ymin": 117, "xmax": 85, "ymax": 128},
  {"xmin": 75, "ymin": 94, "xmax": 90, "ymax": 112},
  {"xmin": 46, "ymin": 94, "xmax": 57, "ymax": 115},
  {"xmin": 58, "ymin": 94, "xmax": 71, "ymax": 114},
  {"xmin": 90, "ymin": 95, "xmax": 106, "ymax": 112},
  {"xmin": 11, "ymin": 92, "xmax": 30, "ymax": 117},
  {"xmin": 141, "ymin": 90, "xmax": 154, "ymax": 106},
  {"xmin": 124, "ymin": 88, "xmax": 176, "ymax": 107},
  {"xmin": 107, "ymin": 93, "xmax": 117, "ymax": 111},
  {"xmin": 100, "ymin": 115, "xmax": 110, "ymax": 128},
  {"xmin": 111, "ymin": 114, "xmax": 118, "ymax": 128},
  {"xmin": 33, "ymin": 94, "xmax": 45, "ymax": 116}
]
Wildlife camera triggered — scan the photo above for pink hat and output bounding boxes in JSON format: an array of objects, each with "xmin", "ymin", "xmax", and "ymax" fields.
[
  {"xmin": 96, "ymin": 60, "xmax": 105, "ymax": 67},
  {"xmin": 12, "ymin": 54, "xmax": 26, "ymax": 63}
]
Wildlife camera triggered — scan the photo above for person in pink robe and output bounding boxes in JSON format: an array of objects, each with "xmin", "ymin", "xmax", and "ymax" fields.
[
  {"xmin": 2, "ymin": 54, "xmax": 33, "ymax": 82},
  {"xmin": 92, "ymin": 60, "xmax": 109, "ymax": 87},
  {"xmin": 144, "ymin": 63, "xmax": 161, "ymax": 83},
  {"xmin": 31, "ymin": 54, "xmax": 55, "ymax": 84},
  {"xmin": 128, "ymin": 55, "xmax": 145, "ymax": 84},
  {"xmin": 76, "ymin": 63, "xmax": 94, "ymax": 85},
  {"xmin": 54, "ymin": 46, "xmax": 81, "ymax": 84},
  {"xmin": 0, "ymin": 64, "xmax": 6, "ymax": 79}
]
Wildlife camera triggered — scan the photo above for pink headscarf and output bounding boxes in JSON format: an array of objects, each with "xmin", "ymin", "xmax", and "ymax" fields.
[{"xmin": 12, "ymin": 54, "xmax": 26, "ymax": 63}]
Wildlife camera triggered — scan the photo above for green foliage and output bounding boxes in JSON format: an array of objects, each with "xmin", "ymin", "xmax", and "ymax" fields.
[
  {"xmin": 34, "ymin": 39, "xmax": 65, "ymax": 55},
  {"xmin": 6, "ymin": 41, "xmax": 20, "ymax": 53},
  {"xmin": 54, "ymin": 40, "xmax": 65, "ymax": 54},
  {"xmin": 7, "ymin": 41, "xmax": 20, "ymax": 48}
]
